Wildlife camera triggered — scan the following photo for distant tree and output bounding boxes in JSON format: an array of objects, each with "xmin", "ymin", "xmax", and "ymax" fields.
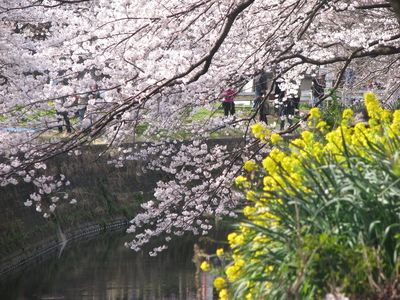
[{"xmin": 0, "ymin": 0, "xmax": 399, "ymax": 251}]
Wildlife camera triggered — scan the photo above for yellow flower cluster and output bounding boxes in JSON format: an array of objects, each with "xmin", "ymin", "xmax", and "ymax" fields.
[
  {"xmin": 364, "ymin": 92, "xmax": 384, "ymax": 121},
  {"xmin": 218, "ymin": 288, "xmax": 229, "ymax": 300},
  {"xmin": 234, "ymin": 175, "xmax": 250, "ymax": 188},
  {"xmin": 214, "ymin": 276, "xmax": 227, "ymax": 291},
  {"xmin": 251, "ymin": 123, "xmax": 281, "ymax": 144},
  {"xmin": 227, "ymin": 232, "xmax": 245, "ymax": 246},
  {"xmin": 226, "ymin": 259, "xmax": 245, "ymax": 281},
  {"xmin": 251, "ymin": 123, "xmax": 270, "ymax": 140},
  {"xmin": 244, "ymin": 160, "xmax": 256, "ymax": 172},
  {"xmin": 216, "ymin": 248, "xmax": 224, "ymax": 257},
  {"xmin": 219, "ymin": 93, "xmax": 400, "ymax": 299},
  {"xmin": 309, "ymin": 107, "xmax": 321, "ymax": 119},
  {"xmin": 200, "ymin": 261, "xmax": 210, "ymax": 271}
]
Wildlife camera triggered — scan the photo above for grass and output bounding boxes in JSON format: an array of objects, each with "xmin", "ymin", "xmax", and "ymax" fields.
[{"xmin": 3, "ymin": 102, "xmax": 312, "ymax": 145}]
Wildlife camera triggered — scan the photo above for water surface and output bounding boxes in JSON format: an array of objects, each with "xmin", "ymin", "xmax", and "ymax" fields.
[{"xmin": 0, "ymin": 230, "xmax": 206, "ymax": 300}]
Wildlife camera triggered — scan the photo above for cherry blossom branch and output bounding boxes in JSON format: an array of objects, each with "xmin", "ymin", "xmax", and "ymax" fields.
[{"xmin": 186, "ymin": 0, "xmax": 255, "ymax": 83}]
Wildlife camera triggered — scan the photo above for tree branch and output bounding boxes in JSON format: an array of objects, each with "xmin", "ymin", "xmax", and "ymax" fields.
[
  {"xmin": 386, "ymin": 0, "xmax": 400, "ymax": 24},
  {"xmin": 186, "ymin": 0, "xmax": 255, "ymax": 83}
]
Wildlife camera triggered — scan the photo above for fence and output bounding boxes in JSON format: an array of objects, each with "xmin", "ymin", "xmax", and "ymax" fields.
[{"xmin": 234, "ymin": 91, "xmax": 312, "ymax": 107}]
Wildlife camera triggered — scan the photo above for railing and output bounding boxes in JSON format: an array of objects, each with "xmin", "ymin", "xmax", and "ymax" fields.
[
  {"xmin": 234, "ymin": 91, "xmax": 312, "ymax": 107},
  {"xmin": 339, "ymin": 89, "xmax": 388, "ymax": 107}
]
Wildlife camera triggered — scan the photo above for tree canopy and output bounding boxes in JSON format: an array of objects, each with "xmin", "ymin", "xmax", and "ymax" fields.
[{"xmin": 1, "ymin": 0, "xmax": 399, "ymax": 250}]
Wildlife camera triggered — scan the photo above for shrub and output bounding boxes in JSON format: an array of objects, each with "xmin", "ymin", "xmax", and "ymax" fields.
[{"xmin": 215, "ymin": 93, "xmax": 400, "ymax": 300}]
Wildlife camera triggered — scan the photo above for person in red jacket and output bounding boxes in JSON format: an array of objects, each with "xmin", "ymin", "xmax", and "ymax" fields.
[{"xmin": 220, "ymin": 87, "xmax": 237, "ymax": 117}]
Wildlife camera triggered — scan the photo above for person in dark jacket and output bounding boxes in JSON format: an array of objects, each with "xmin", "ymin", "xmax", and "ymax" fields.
[
  {"xmin": 312, "ymin": 74, "xmax": 326, "ymax": 109},
  {"xmin": 55, "ymin": 80, "xmax": 72, "ymax": 134},
  {"xmin": 253, "ymin": 69, "xmax": 267, "ymax": 110},
  {"xmin": 280, "ymin": 94, "xmax": 295, "ymax": 131}
]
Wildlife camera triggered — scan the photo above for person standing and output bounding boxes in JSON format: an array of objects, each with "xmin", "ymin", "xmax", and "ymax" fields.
[
  {"xmin": 73, "ymin": 92, "xmax": 89, "ymax": 122},
  {"xmin": 77, "ymin": 95, "xmax": 89, "ymax": 121},
  {"xmin": 312, "ymin": 74, "xmax": 326, "ymax": 109},
  {"xmin": 259, "ymin": 100, "xmax": 269, "ymax": 124},
  {"xmin": 289, "ymin": 80, "xmax": 301, "ymax": 115},
  {"xmin": 253, "ymin": 69, "xmax": 267, "ymax": 110},
  {"xmin": 279, "ymin": 92, "xmax": 295, "ymax": 131},
  {"xmin": 221, "ymin": 87, "xmax": 236, "ymax": 117},
  {"xmin": 57, "ymin": 108, "xmax": 72, "ymax": 134},
  {"xmin": 55, "ymin": 80, "xmax": 72, "ymax": 134},
  {"xmin": 273, "ymin": 79, "xmax": 285, "ymax": 116},
  {"xmin": 345, "ymin": 69, "xmax": 356, "ymax": 88}
]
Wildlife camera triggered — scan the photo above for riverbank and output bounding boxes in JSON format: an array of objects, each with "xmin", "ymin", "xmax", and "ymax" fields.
[{"xmin": 0, "ymin": 138, "xmax": 247, "ymax": 277}]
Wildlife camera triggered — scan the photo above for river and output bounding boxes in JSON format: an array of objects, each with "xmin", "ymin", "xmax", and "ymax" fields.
[{"xmin": 0, "ymin": 230, "xmax": 219, "ymax": 300}]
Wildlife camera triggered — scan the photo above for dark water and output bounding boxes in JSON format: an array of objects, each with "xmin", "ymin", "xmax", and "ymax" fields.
[{"xmin": 0, "ymin": 230, "xmax": 217, "ymax": 300}]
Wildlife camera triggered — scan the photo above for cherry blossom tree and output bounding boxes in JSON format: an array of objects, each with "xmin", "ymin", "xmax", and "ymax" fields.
[{"xmin": 1, "ymin": 0, "xmax": 399, "ymax": 251}]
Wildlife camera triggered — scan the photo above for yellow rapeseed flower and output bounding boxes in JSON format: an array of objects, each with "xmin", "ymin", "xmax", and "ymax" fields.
[
  {"xmin": 228, "ymin": 232, "xmax": 245, "ymax": 246},
  {"xmin": 262, "ymin": 157, "xmax": 277, "ymax": 173},
  {"xmin": 290, "ymin": 138, "xmax": 306, "ymax": 149},
  {"xmin": 244, "ymin": 160, "xmax": 256, "ymax": 172},
  {"xmin": 219, "ymin": 288, "xmax": 229, "ymax": 300},
  {"xmin": 243, "ymin": 205, "xmax": 257, "ymax": 216},
  {"xmin": 251, "ymin": 123, "xmax": 270, "ymax": 140},
  {"xmin": 200, "ymin": 261, "xmax": 210, "ymax": 271},
  {"xmin": 364, "ymin": 92, "xmax": 376, "ymax": 102},
  {"xmin": 235, "ymin": 234, "xmax": 245, "ymax": 245},
  {"xmin": 309, "ymin": 107, "xmax": 321, "ymax": 119},
  {"xmin": 381, "ymin": 109, "xmax": 391, "ymax": 123},
  {"xmin": 216, "ymin": 248, "xmax": 224, "ymax": 257},
  {"xmin": 364, "ymin": 92, "xmax": 382, "ymax": 120},
  {"xmin": 226, "ymin": 259, "xmax": 245, "ymax": 282},
  {"xmin": 246, "ymin": 190, "xmax": 257, "ymax": 201},
  {"xmin": 342, "ymin": 108, "xmax": 353, "ymax": 119},
  {"xmin": 214, "ymin": 277, "xmax": 227, "ymax": 291},
  {"xmin": 235, "ymin": 175, "xmax": 249, "ymax": 188},
  {"xmin": 389, "ymin": 124, "xmax": 399, "ymax": 138},
  {"xmin": 227, "ymin": 232, "xmax": 238, "ymax": 245},
  {"xmin": 368, "ymin": 118, "xmax": 379, "ymax": 127},
  {"xmin": 226, "ymin": 265, "xmax": 238, "ymax": 281},
  {"xmin": 263, "ymin": 175, "xmax": 275, "ymax": 188},
  {"xmin": 392, "ymin": 110, "xmax": 400, "ymax": 125},
  {"xmin": 289, "ymin": 172, "xmax": 302, "ymax": 185},
  {"xmin": 316, "ymin": 121, "xmax": 328, "ymax": 132},
  {"xmin": 270, "ymin": 133, "xmax": 281, "ymax": 144},
  {"xmin": 301, "ymin": 130, "xmax": 313, "ymax": 142},
  {"xmin": 269, "ymin": 148, "xmax": 281, "ymax": 158},
  {"xmin": 251, "ymin": 123, "xmax": 263, "ymax": 135},
  {"xmin": 235, "ymin": 259, "xmax": 245, "ymax": 267}
]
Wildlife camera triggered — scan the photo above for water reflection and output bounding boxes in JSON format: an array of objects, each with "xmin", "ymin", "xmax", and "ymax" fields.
[{"xmin": 1, "ymin": 230, "xmax": 210, "ymax": 300}]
